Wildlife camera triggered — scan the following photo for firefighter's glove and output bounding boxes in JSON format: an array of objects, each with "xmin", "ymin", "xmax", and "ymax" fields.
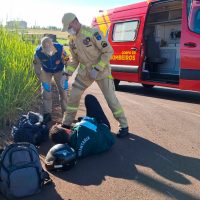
[
  {"xmin": 60, "ymin": 75, "xmax": 69, "ymax": 90},
  {"xmin": 42, "ymin": 82, "xmax": 51, "ymax": 92},
  {"xmin": 90, "ymin": 68, "xmax": 99, "ymax": 80}
]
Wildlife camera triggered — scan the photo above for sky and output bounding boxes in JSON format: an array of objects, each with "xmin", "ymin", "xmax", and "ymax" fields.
[{"xmin": 0, "ymin": 0, "xmax": 144, "ymax": 28}]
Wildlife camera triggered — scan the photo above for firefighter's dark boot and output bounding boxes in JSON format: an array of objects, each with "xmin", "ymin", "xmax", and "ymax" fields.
[{"xmin": 117, "ymin": 127, "xmax": 129, "ymax": 138}]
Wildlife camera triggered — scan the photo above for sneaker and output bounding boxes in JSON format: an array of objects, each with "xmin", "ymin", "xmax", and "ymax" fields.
[
  {"xmin": 43, "ymin": 113, "xmax": 52, "ymax": 124},
  {"xmin": 116, "ymin": 127, "xmax": 129, "ymax": 138}
]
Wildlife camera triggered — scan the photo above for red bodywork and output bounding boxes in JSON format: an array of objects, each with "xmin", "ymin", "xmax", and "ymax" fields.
[
  {"xmin": 180, "ymin": 0, "xmax": 200, "ymax": 91},
  {"xmin": 92, "ymin": 0, "xmax": 200, "ymax": 92}
]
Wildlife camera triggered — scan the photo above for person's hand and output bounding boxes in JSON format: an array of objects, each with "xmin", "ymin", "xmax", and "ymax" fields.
[
  {"xmin": 42, "ymin": 82, "xmax": 51, "ymax": 92},
  {"xmin": 60, "ymin": 75, "xmax": 69, "ymax": 90},
  {"xmin": 62, "ymin": 51, "xmax": 69, "ymax": 65},
  {"xmin": 90, "ymin": 68, "xmax": 99, "ymax": 80}
]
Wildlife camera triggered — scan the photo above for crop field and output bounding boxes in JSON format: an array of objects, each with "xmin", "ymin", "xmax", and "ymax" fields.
[
  {"xmin": 27, "ymin": 28, "xmax": 69, "ymax": 45},
  {"xmin": 0, "ymin": 27, "xmax": 39, "ymax": 127}
]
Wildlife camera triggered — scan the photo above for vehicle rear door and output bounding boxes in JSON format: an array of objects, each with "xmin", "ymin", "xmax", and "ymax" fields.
[{"xmin": 180, "ymin": 0, "xmax": 200, "ymax": 92}]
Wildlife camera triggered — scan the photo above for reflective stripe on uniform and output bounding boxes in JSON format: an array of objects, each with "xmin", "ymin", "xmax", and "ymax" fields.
[
  {"xmin": 98, "ymin": 60, "xmax": 107, "ymax": 68},
  {"xmin": 114, "ymin": 108, "xmax": 123, "ymax": 117},
  {"xmin": 81, "ymin": 29, "xmax": 93, "ymax": 37},
  {"xmin": 67, "ymin": 66, "xmax": 76, "ymax": 72},
  {"xmin": 67, "ymin": 106, "xmax": 78, "ymax": 112},
  {"xmin": 107, "ymin": 75, "xmax": 113, "ymax": 79}
]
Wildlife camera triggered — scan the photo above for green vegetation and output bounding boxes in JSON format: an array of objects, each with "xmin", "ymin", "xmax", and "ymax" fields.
[
  {"xmin": 57, "ymin": 38, "xmax": 68, "ymax": 46},
  {"xmin": 22, "ymin": 33, "xmax": 43, "ymax": 45},
  {"xmin": 0, "ymin": 27, "xmax": 39, "ymax": 127}
]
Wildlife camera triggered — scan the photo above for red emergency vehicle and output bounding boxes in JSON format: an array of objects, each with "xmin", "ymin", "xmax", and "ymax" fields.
[{"xmin": 92, "ymin": 0, "xmax": 200, "ymax": 92}]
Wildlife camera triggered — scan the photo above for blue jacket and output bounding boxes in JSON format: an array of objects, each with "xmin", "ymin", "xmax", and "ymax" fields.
[{"xmin": 35, "ymin": 43, "xmax": 64, "ymax": 73}]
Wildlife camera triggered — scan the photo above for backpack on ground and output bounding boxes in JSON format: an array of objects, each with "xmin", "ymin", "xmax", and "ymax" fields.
[
  {"xmin": 11, "ymin": 111, "xmax": 49, "ymax": 146},
  {"xmin": 0, "ymin": 142, "xmax": 51, "ymax": 199}
]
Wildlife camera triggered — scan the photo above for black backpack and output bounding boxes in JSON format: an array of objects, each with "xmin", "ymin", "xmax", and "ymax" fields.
[
  {"xmin": 0, "ymin": 142, "xmax": 51, "ymax": 199},
  {"xmin": 11, "ymin": 111, "xmax": 49, "ymax": 146}
]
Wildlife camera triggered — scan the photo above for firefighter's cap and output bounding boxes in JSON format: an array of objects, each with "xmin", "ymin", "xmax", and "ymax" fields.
[{"xmin": 62, "ymin": 13, "xmax": 76, "ymax": 32}]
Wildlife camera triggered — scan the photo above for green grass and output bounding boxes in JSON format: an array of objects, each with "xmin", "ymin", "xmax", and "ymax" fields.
[
  {"xmin": 0, "ymin": 27, "xmax": 39, "ymax": 127},
  {"xmin": 57, "ymin": 38, "xmax": 68, "ymax": 46}
]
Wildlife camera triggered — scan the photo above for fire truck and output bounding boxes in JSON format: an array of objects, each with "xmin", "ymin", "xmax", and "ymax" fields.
[{"xmin": 92, "ymin": 0, "xmax": 200, "ymax": 92}]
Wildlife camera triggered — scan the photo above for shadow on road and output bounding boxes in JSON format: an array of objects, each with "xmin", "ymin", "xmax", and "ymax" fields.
[
  {"xmin": 43, "ymin": 133, "xmax": 200, "ymax": 200},
  {"xmin": 0, "ymin": 182, "xmax": 64, "ymax": 200},
  {"xmin": 117, "ymin": 84, "xmax": 200, "ymax": 104},
  {"xmin": 1, "ymin": 83, "xmax": 198, "ymax": 199}
]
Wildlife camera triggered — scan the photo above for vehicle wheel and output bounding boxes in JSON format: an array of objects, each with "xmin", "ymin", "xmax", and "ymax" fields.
[
  {"xmin": 142, "ymin": 84, "xmax": 154, "ymax": 88},
  {"xmin": 114, "ymin": 79, "xmax": 120, "ymax": 91}
]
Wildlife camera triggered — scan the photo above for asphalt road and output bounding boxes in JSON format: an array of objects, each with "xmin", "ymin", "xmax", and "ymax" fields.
[{"xmin": 1, "ymin": 81, "xmax": 200, "ymax": 200}]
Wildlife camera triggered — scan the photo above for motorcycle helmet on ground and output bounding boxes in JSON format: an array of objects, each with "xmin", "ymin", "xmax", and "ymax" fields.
[
  {"xmin": 45, "ymin": 144, "xmax": 77, "ymax": 171},
  {"xmin": 27, "ymin": 111, "xmax": 43, "ymax": 125}
]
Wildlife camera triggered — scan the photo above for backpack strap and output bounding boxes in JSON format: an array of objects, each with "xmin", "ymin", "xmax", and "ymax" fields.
[{"xmin": 41, "ymin": 169, "xmax": 52, "ymax": 186}]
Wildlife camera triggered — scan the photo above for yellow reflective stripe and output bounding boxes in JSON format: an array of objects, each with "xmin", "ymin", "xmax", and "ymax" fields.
[
  {"xmin": 104, "ymin": 11, "xmax": 111, "ymax": 27},
  {"xmin": 96, "ymin": 14, "xmax": 108, "ymax": 36},
  {"xmin": 67, "ymin": 66, "xmax": 76, "ymax": 72},
  {"xmin": 114, "ymin": 109, "xmax": 123, "ymax": 116},
  {"xmin": 107, "ymin": 75, "xmax": 113, "ymax": 79},
  {"xmin": 98, "ymin": 60, "xmax": 107, "ymax": 68},
  {"xmin": 67, "ymin": 106, "xmax": 78, "ymax": 111},
  {"xmin": 81, "ymin": 29, "xmax": 93, "ymax": 37}
]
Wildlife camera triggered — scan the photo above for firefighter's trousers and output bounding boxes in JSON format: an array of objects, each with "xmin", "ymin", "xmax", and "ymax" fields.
[
  {"xmin": 62, "ymin": 74, "xmax": 128, "ymax": 128},
  {"xmin": 40, "ymin": 70, "xmax": 68, "ymax": 114}
]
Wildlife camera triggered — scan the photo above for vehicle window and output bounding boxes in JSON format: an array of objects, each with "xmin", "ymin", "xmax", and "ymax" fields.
[
  {"xmin": 187, "ymin": 0, "xmax": 192, "ymax": 14},
  {"xmin": 193, "ymin": 9, "xmax": 200, "ymax": 33},
  {"xmin": 187, "ymin": 0, "xmax": 200, "ymax": 34},
  {"xmin": 112, "ymin": 21, "xmax": 139, "ymax": 42}
]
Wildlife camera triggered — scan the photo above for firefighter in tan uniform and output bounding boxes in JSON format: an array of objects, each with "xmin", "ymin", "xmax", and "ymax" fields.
[
  {"xmin": 61, "ymin": 13, "xmax": 129, "ymax": 137},
  {"xmin": 33, "ymin": 37, "xmax": 69, "ymax": 123}
]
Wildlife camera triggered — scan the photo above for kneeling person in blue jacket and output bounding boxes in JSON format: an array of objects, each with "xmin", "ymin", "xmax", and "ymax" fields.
[
  {"xmin": 49, "ymin": 94, "xmax": 115, "ymax": 158},
  {"xmin": 33, "ymin": 37, "xmax": 69, "ymax": 123}
]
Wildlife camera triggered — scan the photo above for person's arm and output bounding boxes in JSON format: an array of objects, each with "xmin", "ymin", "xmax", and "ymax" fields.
[
  {"xmin": 65, "ymin": 39, "xmax": 80, "ymax": 76},
  {"xmin": 91, "ymin": 30, "xmax": 114, "ymax": 72},
  {"xmin": 32, "ymin": 54, "xmax": 42, "ymax": 80}
]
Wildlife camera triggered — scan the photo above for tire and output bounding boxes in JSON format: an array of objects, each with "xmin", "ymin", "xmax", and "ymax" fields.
[
  {"xmin": 142, "ymin": 84, "xmax": 154, "ymax": 89},
  {"xmin": 114, "ymin": 79, "xmax": 120, "ymax": 91}
]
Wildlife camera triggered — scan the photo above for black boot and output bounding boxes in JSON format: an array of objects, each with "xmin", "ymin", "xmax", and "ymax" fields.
[
  {"xmin": 43, "ymin": 113, "xmax": 52, "ymax": 124},
  {"xmin": 117, "ymin": 127, "xmax": 129, "ymax": 138}
]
